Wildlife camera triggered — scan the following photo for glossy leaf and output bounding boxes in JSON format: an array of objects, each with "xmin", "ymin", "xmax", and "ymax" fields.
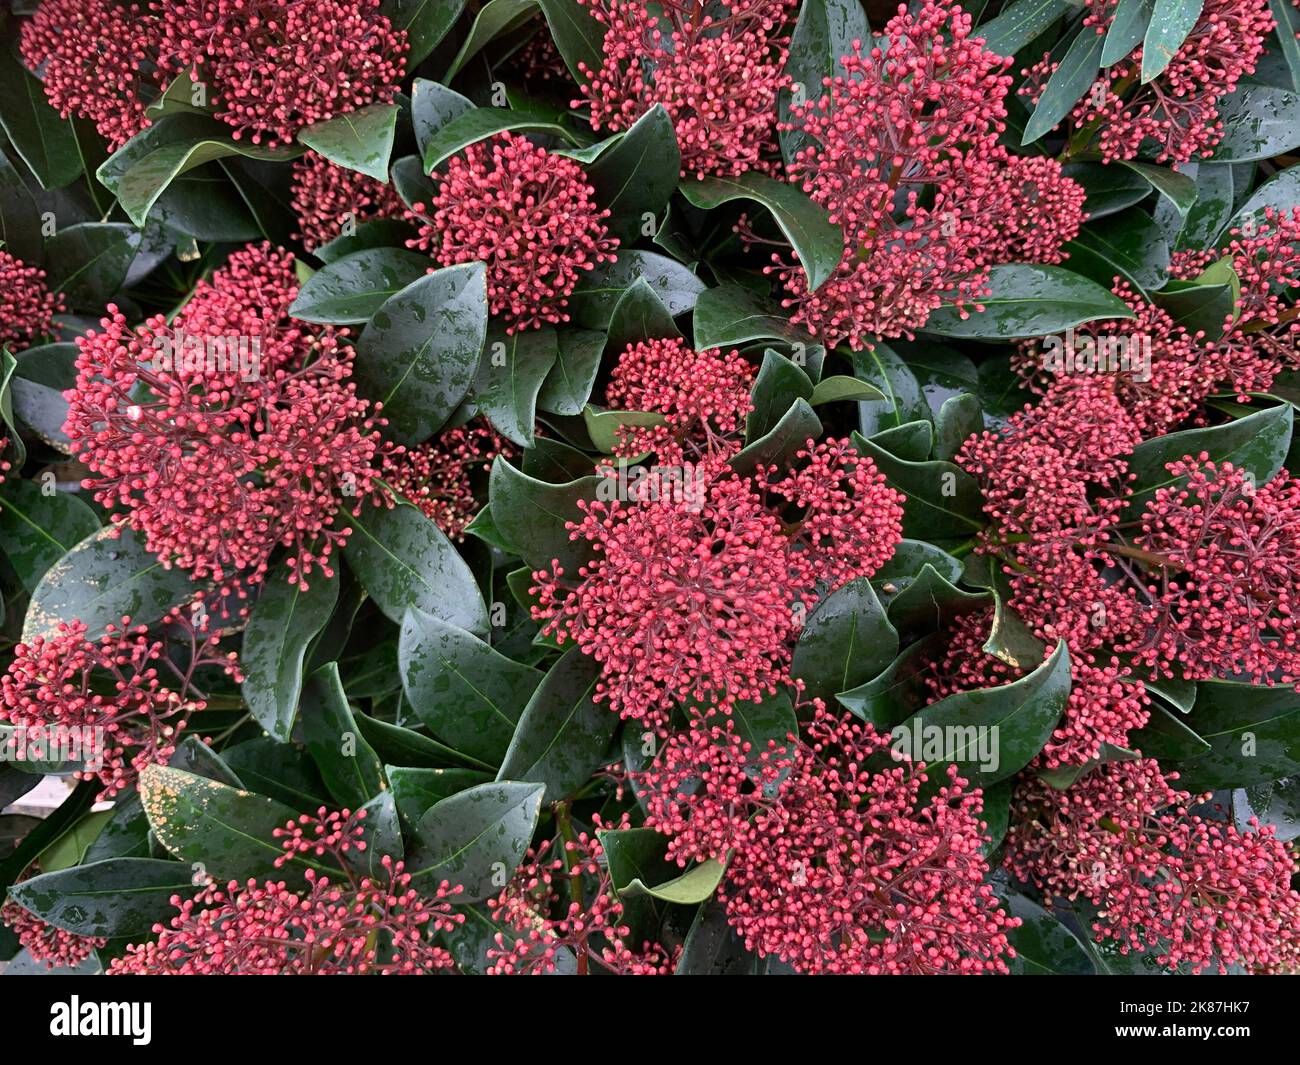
[
  {"xmin": 923, "ymin": 265, "xmax": 1136, "ymax": 339},
  {"xmin": 399, "ymin": 608, "xmax": 543, "ymax": 766},
  {"xmin": 891, "ymin": 641, "xmax": 1071, "ymax": 788},
  {"xmin": 288, "ymin": 248, "xmax": 430, "ymax": 324},
  {"xmin": 495, "ymin": 647, "xmax": 616, "ymax": 804},
  {"xmin": 298, "ymin": 102, "xmax": 400, "ymax": 181},
  {"xmin": 790, "ymin": 578, "xmax": 899, "ymax": 703},
  {"xmin": 23, "ymin": 525, "xmax": 198, "ymax": 644},
  {"xmin": 299, "ymin": 663, "xmax": 386, "ymax": 808},
  {"xmin": 411, "ymin": 780, "xmax": 545, "ymax": 900},
  {"xmin": 678, "ymin": 172, "xmax": 842, "ymax": 291},
  {"xmin": 353, "ymin": 263, "xmax": 489, "ymax": 444},
  {"xmin": 344, "ymin": 500, "xmax": 489, "ymax": 634}
]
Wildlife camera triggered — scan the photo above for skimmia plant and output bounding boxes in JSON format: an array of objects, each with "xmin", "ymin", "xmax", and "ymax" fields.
[{"xmin": 0, "ymin": 0, "xmax": 1299, "ymax": 979}]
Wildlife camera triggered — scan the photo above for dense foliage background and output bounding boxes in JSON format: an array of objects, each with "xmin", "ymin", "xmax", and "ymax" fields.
[{"xmin": 1, "ymin": 0, "xmax": 1300, "ymax": 976}]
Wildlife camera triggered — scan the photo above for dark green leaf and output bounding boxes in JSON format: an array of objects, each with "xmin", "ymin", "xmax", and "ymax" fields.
[
  {"xmin": 1131, "ymin": 702, "xmax": 1211, "ymax": 760},
  {"xmin": 779, "ymin": 0, "xmax": 870, "ymax": 163},
  {"xmin": 384, "ymin": 0, "xmax": 470, "ymax": 66},
  {"xmin": 1003, "ymin": 892, "xmax": 1096, "ymax": 974},
  {"xmin": 979, "ymin": 0, "xmax": 1075, "ymax": 57},
  {"xmin": 1064, "ymin": 207, "xmax": 1170, "ymax": 292},
  {"xmin": 1102, "ymin": 0, "xmax": 1153, "ymax": 66},
  {"xmin": 923, "ymin": 264, "xmax": 1136, "ymax": 339},
  {"xmin": 1212, "ymin": 85, "xmax": 1300, "ymax": 162},
  {"xmin": 1167, "ymin": 161, "xmax": 1235, "ymax": 250},
  {"xmin": 1173, "ymin": 680, "xmax": 1300, "ymax": 790},
  {"xmin": 853, "ymin": 342, "xmax": 930, "ymax": 436},
  {"xmin": 1270, "ymin": 0, "xmax": 1300, "ymax": 94},
  {"xmin": 874, "ymin": 421, "xmax": 940, "ymax": 464},
  {"xmin": 10, "ymin": 342, "xmax": 77, "ymax": 451},
  {"xmin": 116, "ymin": 136, "xmax": 300, "ymax": 227},
  {"xmin": 474, "ymin": 325, "xmax": 559, "ymax": 446},
  {"xmin": 790, "ymin": 578, "xmax": 898, "ymax": 702},
  {"xmin": 0, "ymin": 150, "xmax": 43, "ymax": 263},
  {"xmin": 343, "ymin": 500, "xmax": 489, "ymax": 633},
  {"xmin": 607, "ymin": 275, "xmax": 681, "ymax": 351},
  {"xmin": 676, "ymin": 900, "xmax": 765, "ymax": 974},
  {"xmin": 1222, "ymin": 162, "xmax": 1300, "ymax": 240},
  {"xmin": 298, "ymin": 103, "xmax": 400, "ymax": 181},
  {"xmin": 7, "ymin": 859, "xmax": 196, "ymax": 939},
  {"xmin": 421, "ymin": 106, "xmax": 580, "ymax": 171},
  {"xmin": 730, "ymin": 398, "xmax": 821, "ymax": 477},
  {"xmin": 411, "ymin": 780, "xmax": 544, "ymax": 900},
  {"xmin": 537, "ymin": 0, "xmax": 606, "ymax": 86},
  {"xmin": 444, "ymin": 1, "xmax": 540, "ymax": 81},
  {"xmin": 139, "ymin": 764, "xmax": 340, "ymax": 881},
  {"xmin": 587, "ymin": 105, "xmax": 680, "ymax": 243},
  {"xmin": 399, "ymin": 608, "xmax": 543, "ymax": 766},
  {"xmin": 692, "ymin": 283, "xmax": 814, "ymax": 350},
  {"xmin": 1126, "ymin": 403, "xmax": 1292, "ymax": 509},
  {"xmin": 537, "ymin": 328, "xmax": 605, "ymax": 416},
  {"xmin": 45, "ymin": 223, "xmax": 141, "ymax": 311},
  {"xmin": 288, "ymin": 247, "xmax": 430, "ymax": 324},
  {"xmin": 488, "ymin": 456, "xmax": 599, "ymax": 569},
  {"xmin": 891, "ymin": 641, "xmax": 1071, "ymax": 787},
  {"xmin": 0, "ymin": 48, "xmax": 81, "ymax": 189},
  {"xmin": 1120, "ymin": 160, "xmax": 1197, "ymax": 218},
  {"xmin": 1023, "ymin": 29, "xmax": 1104, "ymax": 145},
  {"xmin": 221, "ymin": 738, "xmax": 332, "ymax": 811},
  {"xmin": 241, "ymin": 566, "xmax": 339, "ymax": 741},
  {"xmin": 569, "ymin": 251, "xmax": 704, "ymax": 329},
  {"xmin": 1062, "ymin": 162, "xmax": 1152, "ymax": 220},
  {"xmin": 300, "ymin": 663, "xmax": 386, "ymax": 808},
  {"xmin": 678, "ymin": 172, "xmax": 843, "ymax": 291},
  {"xmin": 934, "ymin": 392, "xmax": 983, "ymax": 462},
  {"xmin": 23, "ymin": 525, "xmax": 198, "ymax": 644},
  {"xmin": 388, "ymin": 765, "xmax": 493, "ymax": 824},
  {"xmin": 747, "ymin": 349, "xmax": 814, "ymax": 441},
  {"xmin": 1141, "ymin": 0, "xmax": 1204, "ymax": 83},
  {"xmin": 0, "ymin": 479, "xmax": 99, "ymax": 593},
  {"xmin": 852, "ymin": 432, "xmax": 985, "ymax": 540},
  {"xmin": 353, "ymin": 263, "xmax": 488, "ymax": 444},
  {"xmin": 495, "ymin": 646, "xmax": 616, "ymax": 803},
  {"xmin": 836, "ymin": 636, "xmax": 941, "ymax": 729},
  {"xmin": 963, "ymin": 554, "xmax": 1046, "ymax": 671},
  {"xmin": 411, "ymin": 80, "xmax": 474, "ymax": 161},
  {"xmin": 885, "ymin": 563, "xmax": 989, "ymax": 643}
]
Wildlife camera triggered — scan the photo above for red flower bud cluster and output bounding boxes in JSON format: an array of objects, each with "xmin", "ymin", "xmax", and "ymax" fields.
[
  {"xmin": 290, "ymin": 152, "xmax": 406, "ymax": 251},
  {"xmin": 20, "ymin": 0, "xmax": 407, "ymax": 149},
  {"xmin": 0, "ymin": 250, "xmax": 65, "ymax": 351},
  {"xmin": 0, "ymin": 612, "xmax": 238, "ymax": 799},
  {"xmin": 487, "ymin": 814, "xmax": 677, "ymax": 975},
  {"xmin": 639, "ymin": 704, "xmax": 1018, "ymax": 974},
  {"xmin": 771, "ymin": 2, "xmax": 1086, "ymax": 345},
  {"xmin": 63, "ymin": 243, "xmax": 387, "ymax": 589},
  {"xmin": 1006, "ymin": 760, "xmax": 1300, "ymax": 973},
  {"xmin": 111, "ymin": 808, "xmax": 463, "ymax": 974},
  {"xmin": 380, "ymin": 419, "xmax": 515, "ymax": 541},
  {"xmin": 532, "ymin": 421, "xmax": 902, "ymax": 721},
  {"xmin": 575, "ymin": 0, "xmax": 797, "ymax": 178},
  {"xmin": 407, "ymin": 133, "xmax": 619, "ymax": 333},
  {"xmin": 1022, "ymin": 0, "xmax": 1274, "ymax": 164}
]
